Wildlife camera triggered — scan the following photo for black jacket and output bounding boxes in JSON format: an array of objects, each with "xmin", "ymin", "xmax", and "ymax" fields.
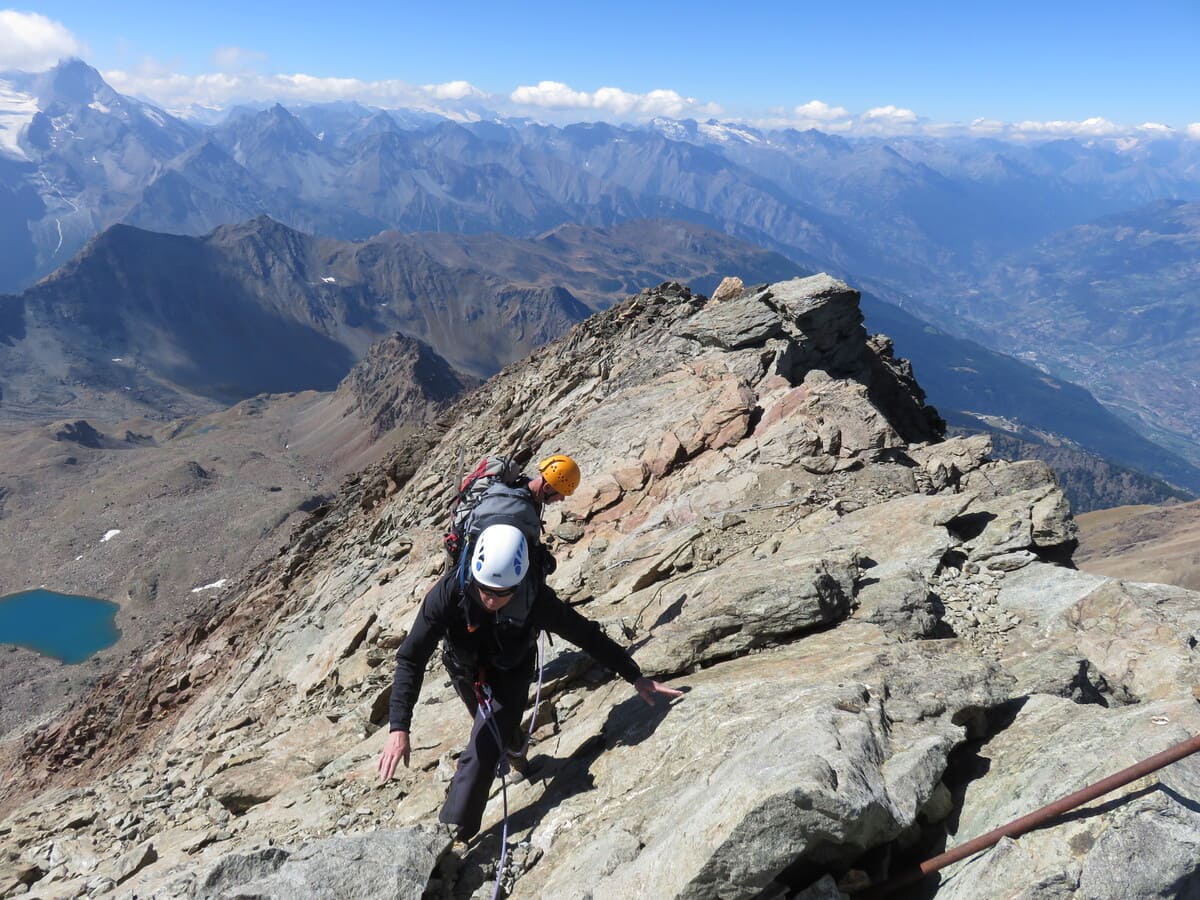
[{"xmin": 388, "ymin": 570, "xmax": 644, "ymax": 732}]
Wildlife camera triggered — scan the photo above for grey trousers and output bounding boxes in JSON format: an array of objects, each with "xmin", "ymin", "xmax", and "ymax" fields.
[{"xmin": 439, "ymin": 651, "xmax": 533, "ymax": 839}]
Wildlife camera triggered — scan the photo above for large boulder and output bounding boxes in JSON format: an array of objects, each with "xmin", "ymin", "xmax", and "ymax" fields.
[
  {"xmin": 516, "ymin": 624, "xmax": 1011, "ymax": 900},
  {"xmin": 195, "ymin": 828, "xmax": 447, "ymax": 899}
]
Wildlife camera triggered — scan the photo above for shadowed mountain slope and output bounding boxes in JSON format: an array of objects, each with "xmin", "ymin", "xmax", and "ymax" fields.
[
  {"xmin": 5, "ymin": 214, "xmax": 1197, "ymax": 500},
  {"xmin": 0, "ymin": 217, "xmax": 808, "ymax": 422}
]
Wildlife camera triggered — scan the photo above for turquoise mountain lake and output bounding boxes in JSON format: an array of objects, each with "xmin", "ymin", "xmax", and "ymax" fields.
[{"xmin": 0, "ymin": 589, "xmax": 121, "ymax": 664}]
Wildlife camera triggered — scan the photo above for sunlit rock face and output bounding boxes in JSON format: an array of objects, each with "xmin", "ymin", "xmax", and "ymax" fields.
[{"xmin": 2, "ymin": 276, "xmax": 1196, "ymax": 900}]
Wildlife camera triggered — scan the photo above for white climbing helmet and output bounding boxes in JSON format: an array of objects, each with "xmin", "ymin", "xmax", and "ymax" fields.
[{"xmin": 471, "ymin": 524, "xmax": 529, "ymax": 590}]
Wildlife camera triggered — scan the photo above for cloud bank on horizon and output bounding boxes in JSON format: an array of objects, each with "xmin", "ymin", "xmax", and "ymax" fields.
[
  {"xmin": 0, "ymin": 9, "xmax": 84, "ymax": 69},
  {"xmin": 2, "ymin": 9, "xmax": 1198, "ymax": 141}
]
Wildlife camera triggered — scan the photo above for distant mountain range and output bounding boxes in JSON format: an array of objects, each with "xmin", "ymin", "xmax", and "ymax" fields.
[
  {"xmin": 4, "ymin": 60, "xmax": 1199, "ymax": 301},
  {"xmin": 3, "ymin": 214, "xmax": 1197, "ymax": 501},
  {"xmin": 2, "ymin": 59, "xmax": 1199, "ymax": 488},
  {"xmin": 0, "ymin": 61, "xmax": 198, "ymax": 290}
]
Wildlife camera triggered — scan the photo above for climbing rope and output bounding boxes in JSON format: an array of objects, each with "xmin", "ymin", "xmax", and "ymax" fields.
[{"xmin": 473, "ymin": 630, "xmax": 546, "ymax": 900}]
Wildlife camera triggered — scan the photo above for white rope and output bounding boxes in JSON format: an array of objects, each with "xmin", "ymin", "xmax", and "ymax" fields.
[{"xmin": 480, "ymin": 630, "xmax": 545, "ymax": 900}]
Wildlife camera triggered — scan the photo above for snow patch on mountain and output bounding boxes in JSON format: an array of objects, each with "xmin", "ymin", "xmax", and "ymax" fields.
[
  {"xmin": 649, "ymin": 116, "xmax": 690, "ymax": 141},
  {"xmin": 0, "ymin": 79, "xmax": 38, "ymax": 159},
  {"xmin": 647, "ymin": 116, "xmax": 765, "ymax": 146},
  {"xmin": 698, "ymin": 120, "xmax": 765, "ymax": 144}
]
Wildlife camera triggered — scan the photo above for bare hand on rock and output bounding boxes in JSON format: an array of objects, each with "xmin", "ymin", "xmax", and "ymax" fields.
[
  {"xmin": 634, "ymin": 677, "xmax": 684, "ymax": 706},
  {"xmin": 377, "ymin": 730, "xmax": 411, "ymax": 782}
]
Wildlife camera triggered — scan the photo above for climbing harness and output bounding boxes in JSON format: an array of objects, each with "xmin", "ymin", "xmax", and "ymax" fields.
[{"xmin": 471, "ymin": 631, "xmax": 546, "ymax": 900}]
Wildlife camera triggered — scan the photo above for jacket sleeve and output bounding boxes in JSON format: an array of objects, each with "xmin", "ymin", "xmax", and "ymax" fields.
[
  {"xmin": 388, "ymin": 574, "xmax": 454, "ymax": 732},
  {"xmin": 535, "ymin": 589, "xmax": 644, "ymax": 684}
]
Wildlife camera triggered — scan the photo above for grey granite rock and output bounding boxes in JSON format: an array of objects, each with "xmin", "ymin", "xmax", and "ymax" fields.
[
  {"xmin": 937, "ymin": 696, "xmax": 1200, "ymax": 900},
  {"xmin": 678, "ymin": 294, "xmax": 785, "ymax": 350},
  {"xmin": 5, "ymin": 278, "xmax": 1193, "ymax": 900},
  {"xmin": 197, "ymin": 829, "xmax": 446, "ymax": 900}
]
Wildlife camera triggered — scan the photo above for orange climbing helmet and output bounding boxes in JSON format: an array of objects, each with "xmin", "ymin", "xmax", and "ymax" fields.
[{"xmin": 537, "ymin": 454, "xmax": 581, "ymax": 496}]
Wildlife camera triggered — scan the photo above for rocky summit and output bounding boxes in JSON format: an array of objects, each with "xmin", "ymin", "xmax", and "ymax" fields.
[{"xmin": 1, "ymin": 276, "xmax": 1198, "ymax": 899}]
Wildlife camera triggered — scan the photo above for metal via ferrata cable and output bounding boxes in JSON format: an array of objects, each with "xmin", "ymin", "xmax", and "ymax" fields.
[{"xmin": 857, "ymin": 729, "xmax": 1200, "ymax": 898}]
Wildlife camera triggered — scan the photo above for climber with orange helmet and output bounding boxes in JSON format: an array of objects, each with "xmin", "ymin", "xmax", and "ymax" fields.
[
  {"xmin": 531, "ymin": 453, "xmax": 581, "ymax": 501},
  {"xmin": 377, "ymin": 523, "xmax": 682, "ymax": 842},
  {"xmin": 447, "ymin": 453, "xmax": 582, "ymax": 587}
]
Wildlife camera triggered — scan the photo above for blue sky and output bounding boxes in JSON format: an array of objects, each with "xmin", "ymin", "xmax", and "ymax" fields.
[{"xmin": 2, "ymin": 2, "xmax": 1198, "ymax": 135}]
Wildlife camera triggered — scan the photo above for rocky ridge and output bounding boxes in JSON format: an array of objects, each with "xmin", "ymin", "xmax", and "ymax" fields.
[{"xmin": 1, "ymin": 276, "xmax": 1198, "ymax": 899}]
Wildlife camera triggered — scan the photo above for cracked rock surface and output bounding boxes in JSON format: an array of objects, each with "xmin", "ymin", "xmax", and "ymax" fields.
[{"xmin": 2, "ymin": 277, "xmax": 1197, "ymax": 899}]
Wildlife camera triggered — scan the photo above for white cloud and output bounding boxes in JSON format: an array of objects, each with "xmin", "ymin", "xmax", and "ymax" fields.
[
  {"xmin": 1011, "ymin": 116, "xmax": 1120, "ymax": 137},
  {"xmin": 854, "ymin": 104, "xmax": 922, "ymax": 134},
  {"xmin": 511, "ymin": 80, "xmax": 592, "ymax": 108},
  {"xmin": 639, "ymin": 89, "xmax": 713, "ymax": 118},
  {"xmin": 103, "ymin": 64, "xmax": 486, "ymax": 116},
  {"xmin": 510, "ymin": 80, "xmax": 720, "ymax": 120},
  {"xmin": 749, "ymin": 100, "xmax": 854, "ymax": 133},
  {"xmin": 212, "ymin": 46, "xmax": 267, "ymax": 72},
  {"xmin": 0, "ymin": 10, "xmax": 84, "ymax": 71},
  {"xmin": 863, "ymin": 105, "xmax": 919, "ymax": 124},
  {"xmin": 794, "ymin": 100, "xmax": 849, "ymax": 121},
  {"xmin": 424, "ymin": 80, "xmax": 484, "ymax": 101},
  {"xmin": 1188, "ymin": 123, "xmax": 1200, "ymax": 140},
  {"xmin": 967, "ymin": 117, "xmax": 1008, "ymax": 135},
  {"xmin": 593, "ymin": 86, "xmax": 638, "ymax": 116}
]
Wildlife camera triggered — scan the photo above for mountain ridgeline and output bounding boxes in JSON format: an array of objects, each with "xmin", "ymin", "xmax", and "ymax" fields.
[
  {"xmin": 5, "ymin": 60, "xmax": 1198, "ymax": 302},
  {"xmin": 2, "ymin": 214, "xmax": 1198, "ymax": 507},
  {"xmin": 2, "ymin": 276, "xmax": 1198, "ymax": 899},
  {"xmin": 0, "ymin": 217, "xmax": 797, "ymax": 414},
  {"xmin": 4, "ymin": 59, "xmax": 1200, "ymax": 478}
]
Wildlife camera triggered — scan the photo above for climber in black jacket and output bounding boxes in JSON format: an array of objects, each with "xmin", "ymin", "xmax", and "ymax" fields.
[{"xmin": 377, "ymin": 523, "xmax": 681, "ymax": 840}]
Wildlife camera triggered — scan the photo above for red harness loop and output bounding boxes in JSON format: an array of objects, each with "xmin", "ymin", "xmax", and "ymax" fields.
[{"xmin": 472, "ymin": 666, "xmax": 492, "ymax": 710}]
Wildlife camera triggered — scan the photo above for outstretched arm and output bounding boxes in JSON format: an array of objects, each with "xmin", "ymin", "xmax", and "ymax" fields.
[
  {"xmin": 378, "ymin": 575, "xmax": 453, "ymax": 784},
  {"xmin": 634, "ymin": 677, "xmax": 684, "ymax": 706},
  {"xmin": 536, "ymin": 588, "xmax": 684, "ymax": 706},
  {"xmin": 387, "ymin": 575, "xmax": 454, "ymax": 734},
  {"xmin": 377, "ymin": 730, "xmax": 411, "ymax": 782}
]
